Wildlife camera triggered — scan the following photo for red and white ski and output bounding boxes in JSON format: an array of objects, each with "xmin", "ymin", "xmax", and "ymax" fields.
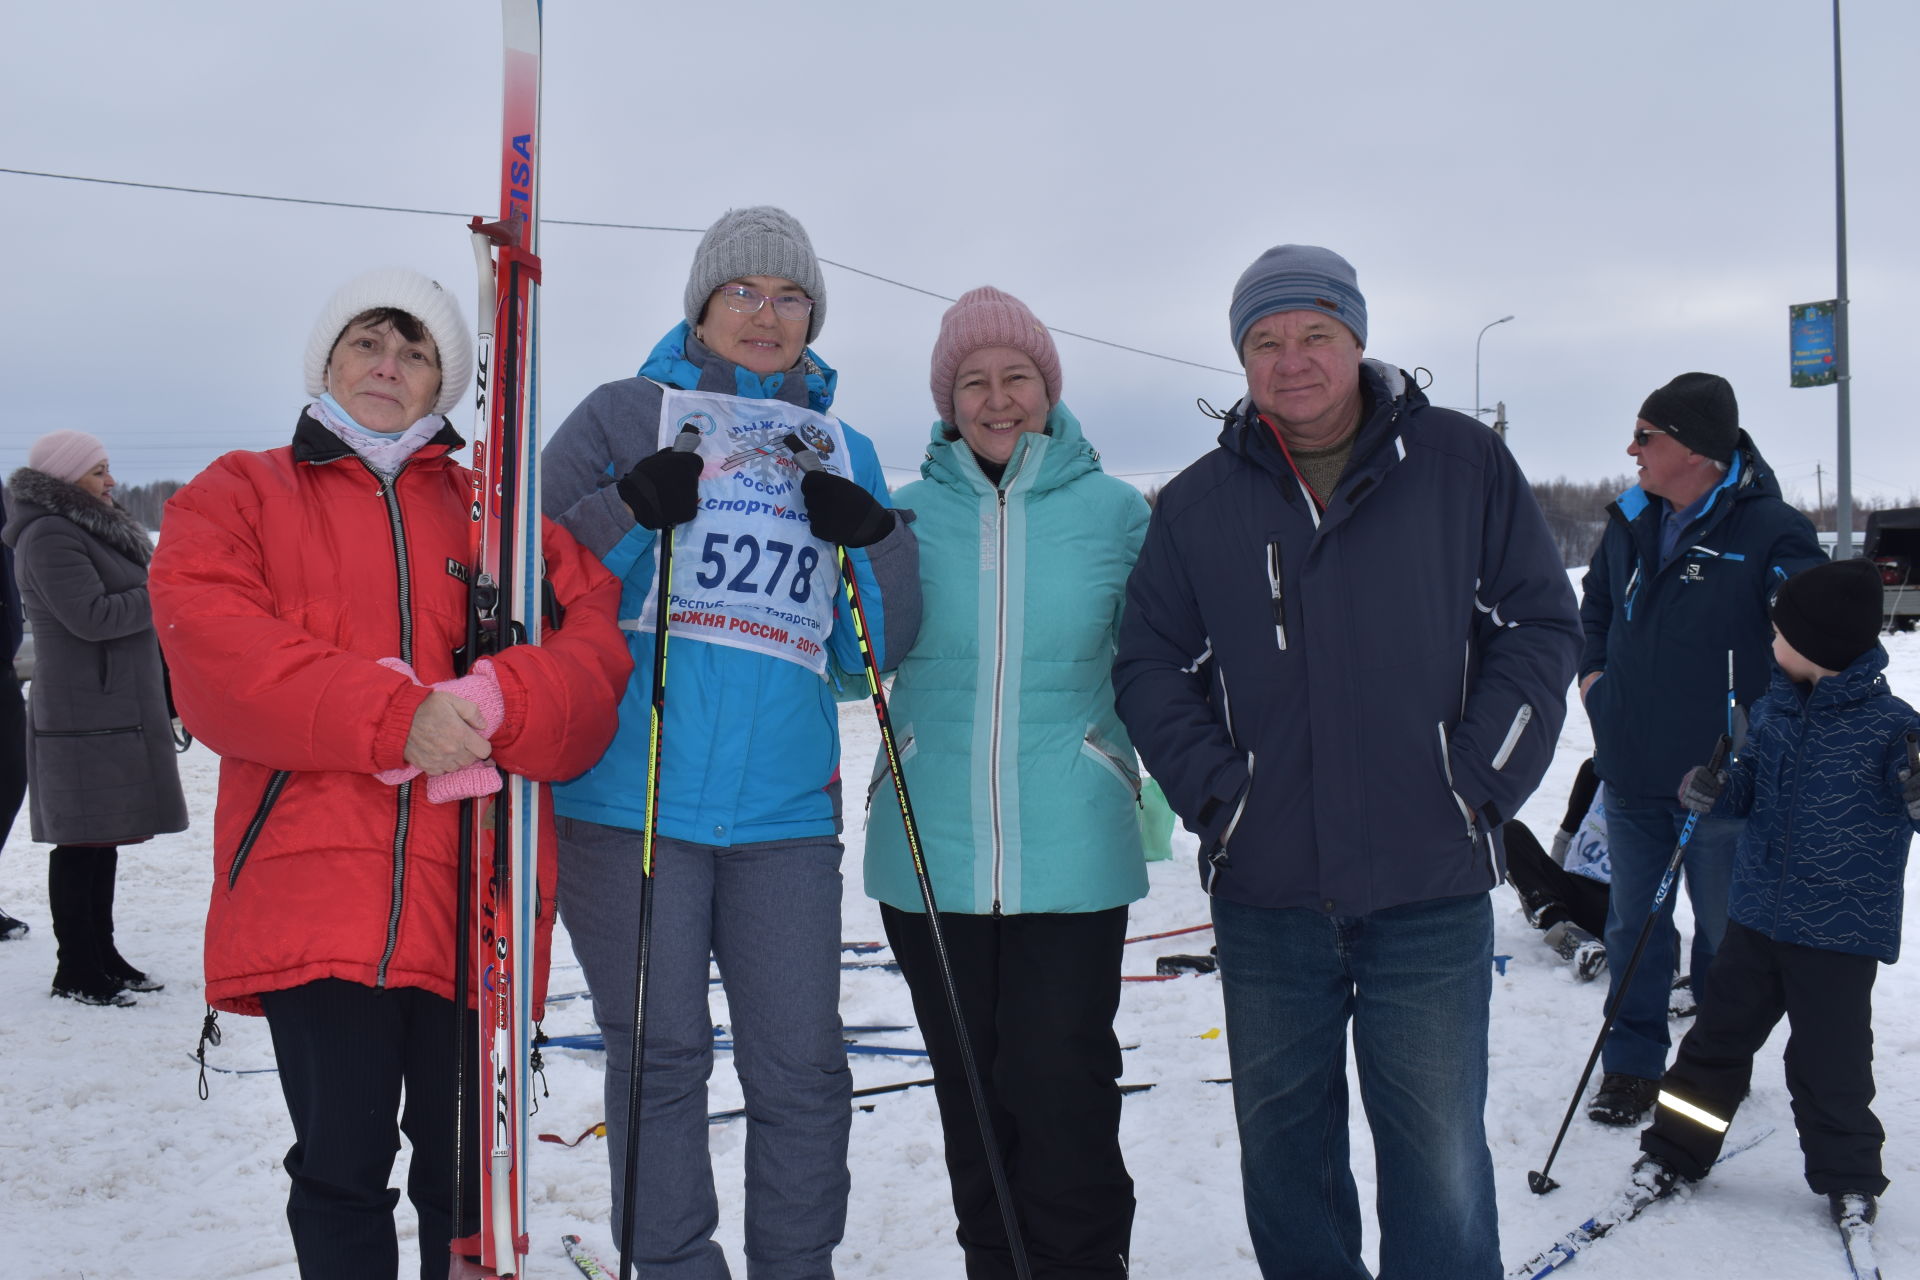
[{"xmin": 454, "ymin": 2, "xmax": 543, "ymax": 1275}]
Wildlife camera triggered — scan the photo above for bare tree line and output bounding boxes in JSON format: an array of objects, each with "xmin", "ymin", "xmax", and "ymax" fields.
[{"xmin": 116, "ymin": 480, "xmax": 182, "ymax": 531}]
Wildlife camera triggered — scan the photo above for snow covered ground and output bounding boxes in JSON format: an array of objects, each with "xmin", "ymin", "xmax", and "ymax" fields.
[{"xmin": 4, "ymin": 622, "xmax": 1917, "ymax": 1278}]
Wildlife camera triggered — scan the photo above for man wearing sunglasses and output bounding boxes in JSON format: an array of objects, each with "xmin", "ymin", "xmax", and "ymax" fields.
[{"xmin": 1577, "ymin": 372, "xmax": 1822, "ymax": 1127}]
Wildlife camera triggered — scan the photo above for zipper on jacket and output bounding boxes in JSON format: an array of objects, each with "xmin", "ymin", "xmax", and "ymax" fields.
[
  {"xmin": 34, "ymin": 724, "xmax": 142, "ymax": 737},
  {"xmin": 1490, "ymin": 704, "xmax": 1534, "ymax": 771},
  {"xmin": 227, "ymin": 769, "xmax": 292, "ymax": 889},
  {"xmin": 985, "ymin": 454, "xmax": 1028, "ymax": 916},
  {"xmin": 1265, "ymin": 541, "xmax": 1287, "ymax": 651},
  {"xmin": 366, "ymin": 465, "xmax": 417, "ymax": 987}
]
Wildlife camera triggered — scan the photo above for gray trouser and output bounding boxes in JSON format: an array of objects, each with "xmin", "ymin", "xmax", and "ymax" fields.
[{"xmin": 557, "ymin": 818, "xmax": 851, "ymax": 1279}]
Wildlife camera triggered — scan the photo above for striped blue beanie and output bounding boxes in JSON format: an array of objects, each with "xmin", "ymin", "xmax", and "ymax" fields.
[{"xmin": 1229, "ymin": 244, "xmax": 1367, "ymax": 360}]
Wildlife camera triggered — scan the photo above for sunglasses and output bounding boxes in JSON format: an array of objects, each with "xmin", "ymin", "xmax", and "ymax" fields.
[{"xmin": 1631, "ymin": 426, "xmax": 1677, "ymax": 447}]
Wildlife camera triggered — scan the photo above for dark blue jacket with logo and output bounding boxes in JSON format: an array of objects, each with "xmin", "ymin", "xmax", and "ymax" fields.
[
  {"xmin": 1579, "ymin": 435, "xmax": 1823, "ymax": 803},
  {"xmin": 1718, "ymin": 648, "xmax": 1920, "ymax": 963},
  {"xmin": 1114, "ymin": 363, "xmax": 1580, "ymax": 915}
]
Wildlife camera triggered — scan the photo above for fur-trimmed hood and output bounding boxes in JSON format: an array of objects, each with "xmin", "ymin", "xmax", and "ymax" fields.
[{"xmin": 2, "ymin": 466, "xmax": 153, "ymax": 566}]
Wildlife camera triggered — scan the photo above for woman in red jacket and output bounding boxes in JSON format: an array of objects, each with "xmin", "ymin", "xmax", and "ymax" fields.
[{"xmin": 149, "ymin": 267, "xmax": 630, "ymax": 1280}]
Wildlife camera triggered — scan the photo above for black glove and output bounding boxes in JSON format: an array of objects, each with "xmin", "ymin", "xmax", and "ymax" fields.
[
  {"xmin": 801, "ymin": 470, "xmax": 895, "ymax": 548},
  {"xmin": 1902, "ymin": 768, "xmax": 1920, "ymax": 822},
  {"xmin": 1677, "ymin": 765, "xmax": 1727, "ymax": 816},
  {"xmin": 617, "ymin": 446, "xmax": 704, "ymax": 530}
]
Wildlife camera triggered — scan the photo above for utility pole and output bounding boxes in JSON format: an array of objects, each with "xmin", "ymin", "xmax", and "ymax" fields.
[
  {"xmin": 1833, "ymin": 0, "xmax": 1854, "ymax": 555},
  {"xmin": 1493, "ymin": 401, "xmax": 1508, "ymax": 441},
  {"xmin": 1816, "ymin": 463, "xmax": 1825, "ymax": 525}
]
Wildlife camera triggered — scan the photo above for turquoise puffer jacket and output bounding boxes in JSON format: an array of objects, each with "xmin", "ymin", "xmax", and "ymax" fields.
[{"xmin": 865, "ymin": 405, "xmax": 1151, "ymax": 915}]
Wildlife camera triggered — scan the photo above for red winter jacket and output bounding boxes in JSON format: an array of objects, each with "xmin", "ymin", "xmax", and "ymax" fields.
[{"xmin": 149, "ymin": 413, "xmax": 631, "ymax": 1017}]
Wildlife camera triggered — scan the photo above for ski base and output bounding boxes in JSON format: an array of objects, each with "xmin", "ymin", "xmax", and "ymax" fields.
[
  {"xmin": 1837, "ymin": 1211, "xmax": 1882, "ymax": 1280},
  {"xmin": 562, "ymin": 1233, "xmax": 614, "ymax": 1280}
]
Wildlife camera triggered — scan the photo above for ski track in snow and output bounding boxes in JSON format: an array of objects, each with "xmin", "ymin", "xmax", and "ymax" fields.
[{"xmin": 3, "ymin": 597, "xmax": 1914, "ymax": 1277}]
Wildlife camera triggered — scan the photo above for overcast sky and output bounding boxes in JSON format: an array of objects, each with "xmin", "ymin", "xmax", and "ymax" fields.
[{"xmin": 5, "ymin": 0, "xmax": 1915, "ymax": 512}]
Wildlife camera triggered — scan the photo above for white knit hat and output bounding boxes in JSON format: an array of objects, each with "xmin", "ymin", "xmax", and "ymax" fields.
[{"xmin": 303, "ymin": 268, "xmax": 473, "ymax": 416}]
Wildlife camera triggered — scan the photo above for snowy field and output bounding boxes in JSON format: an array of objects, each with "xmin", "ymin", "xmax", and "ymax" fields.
[{"xmin": 3, "ymin": 617, "xmax": 1917, "ymax": 1278}]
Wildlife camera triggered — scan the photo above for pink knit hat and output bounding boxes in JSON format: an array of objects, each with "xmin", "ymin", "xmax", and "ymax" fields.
[
  {"xmin": 929, "ymin": 287, "xmax": 1062, "ymax": 426},
  {"xmin": 28, "ymin": 430, "xmax": 108, "ymax": 484}
]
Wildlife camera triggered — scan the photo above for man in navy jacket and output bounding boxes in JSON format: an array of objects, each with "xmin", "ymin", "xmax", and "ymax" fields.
[
  {"xmin": 1115, "ymin": 245, "xmax": 1578, "ymax": 1280},
  {"xmin": 1577, "ymin": 372, "xmax": 1822, "ymax": 1127}
]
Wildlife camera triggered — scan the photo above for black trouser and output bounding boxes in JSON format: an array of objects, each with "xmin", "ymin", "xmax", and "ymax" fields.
[
  {"xmin": 48, "ymin": 845, "xmax": 121, "ymax": 981},
  {"xmin": 0, "ymin": 677, "xmax": 24, "ymax": 847},
  {"xmin": 1503, "ymin": 820, "xmax": 1609, "ymax": 937},
  {"xmin": 259, "ymin": 979, "xmax": 479, "ymax": 1280},
  {"xmin": 1642, "ymin": 920, "xmax": 1885, "ymax": 1194},
  {"xmin": 882, "ymin": 903, "xmax": 1134, "ymax": 1279}
]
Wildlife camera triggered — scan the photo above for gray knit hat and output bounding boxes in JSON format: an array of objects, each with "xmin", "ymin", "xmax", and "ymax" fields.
[
  {"xmin": 1229, "ymin": 244, "xmax": 1367, "ymax": 360},
  {"xmin": 304, "ymin": 267, "xmax": 473, "ymax": 416},
  {"xmin": 683, "ymin": 206, "xmax": 827, "ymax": 343}
]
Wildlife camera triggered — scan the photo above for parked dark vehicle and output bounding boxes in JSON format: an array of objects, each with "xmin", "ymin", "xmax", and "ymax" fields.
[{"xmin": 1863, "ymin": 508, "xmax": 1920, "ymax": 631}]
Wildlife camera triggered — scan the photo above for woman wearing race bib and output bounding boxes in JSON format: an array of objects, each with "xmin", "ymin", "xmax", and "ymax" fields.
[
  {"xmin": 542, "ymin": 206, "xmax": 919, "ymax": 1277},
  {"xmin": 864, "ymin": 287, "xmax": 1150, "ymax": 1278}
]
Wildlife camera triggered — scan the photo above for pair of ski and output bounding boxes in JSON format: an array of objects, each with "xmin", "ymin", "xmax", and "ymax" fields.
[{"xmin": 1510, "ymin": 1127, "xmax": 1792, "ymax": 1277}]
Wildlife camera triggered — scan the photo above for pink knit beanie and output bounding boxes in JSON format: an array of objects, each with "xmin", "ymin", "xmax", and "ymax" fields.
[
  {"xmin": 28, "ymin": 430, "xmax": 108, "ymax": 484},
  {"xmin": 929, "ymin": 287, "xmax": 1062, "ymax": 426}
]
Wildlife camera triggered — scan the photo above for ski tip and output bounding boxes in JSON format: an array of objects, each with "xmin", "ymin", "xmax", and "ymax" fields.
[{"xmin": 1528, "ymin": 1169, "xmax": 1560, "ymax": 1196}]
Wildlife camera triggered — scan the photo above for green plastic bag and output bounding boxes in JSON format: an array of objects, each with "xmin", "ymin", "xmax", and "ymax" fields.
[{"xmin": 1138, "ymin": 776, "xmax": 1176, "ymax": 862}]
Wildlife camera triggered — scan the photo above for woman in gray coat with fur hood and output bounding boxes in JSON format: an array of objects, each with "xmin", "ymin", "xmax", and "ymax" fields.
[{"xmin": 3, "ymin": 430, "xmax": 186, "ymax": 1005}]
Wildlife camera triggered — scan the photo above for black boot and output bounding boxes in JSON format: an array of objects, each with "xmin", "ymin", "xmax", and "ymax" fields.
[
  {"xmin": 49, "ymin": 848, "xmax": 133, "ymax": 1007},
  {"xmin": 91, "ymin": 847, "xmax": 162, "ymax": 992},
  {"xmin": 1588, "ymin": 1072, "xmax": 1659, "ymax": 1126},
  {"xmin": 0, "ymin": 908, "xmax": 28, "ymax": 940}
]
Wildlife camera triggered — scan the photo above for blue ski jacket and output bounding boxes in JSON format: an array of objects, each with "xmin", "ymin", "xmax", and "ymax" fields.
[
  {"xmin": 865, "ymin": 405, "xmax": 1151, "ymax": 916},
  {"xmin": 541, "ymin": 326, "xmax": 920, "ymax": 846},
  {"xmin": 1718, "ymin": 648, "xmax": 1920, "ymax": 963},
  {"xmin": 1114, "ymin": 362, "xmax": 1580, "ymax": 915},
  {"xmin": 1579, "ymin": 435, "xmax": 1824, "ymax": 802}
]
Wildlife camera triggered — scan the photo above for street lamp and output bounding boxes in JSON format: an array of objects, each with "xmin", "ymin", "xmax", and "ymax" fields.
[{"xmin": 1475, "ymin": 314, "xmax": 1515, "ymax": 420}]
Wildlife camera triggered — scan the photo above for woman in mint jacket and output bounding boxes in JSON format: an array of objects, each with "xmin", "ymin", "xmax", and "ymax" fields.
[{"xmin": 866, "ymin": 286, "xmax": 1149, "ymax": 1279}]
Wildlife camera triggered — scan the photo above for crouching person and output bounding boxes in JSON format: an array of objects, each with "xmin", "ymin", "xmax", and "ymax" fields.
[
  {"xmin": 149, "ymin": 268, "xmax": 630, "ymax": 1279},
  {"xmin": 1628, "ymin": 559, "xmax": 1920, "ymax": 1244}
]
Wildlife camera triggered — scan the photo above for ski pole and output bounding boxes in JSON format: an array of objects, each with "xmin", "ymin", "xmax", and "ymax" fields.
[
  {"xmin": 1528, "ymin": 733, "xmax": 1730, "ymax": 1196},
  {"xmin": 617, "ymin": 423, "xmax": 702, "ymax": 1280},
  {"xmin": 783, "ymin": 433, "xmax": 1035, "ymax": 1280}
]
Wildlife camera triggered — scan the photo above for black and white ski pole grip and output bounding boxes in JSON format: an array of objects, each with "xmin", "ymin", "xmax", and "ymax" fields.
[{"xmin": 783, "ymin": 432, "xmax": 822, "ymax": 474}]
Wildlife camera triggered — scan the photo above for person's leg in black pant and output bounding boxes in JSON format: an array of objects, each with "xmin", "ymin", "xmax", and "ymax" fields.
[
  {"xmin": 0, "ymin": 676, "xmax": 28, "ymax": 939},
  {"xmin": 399, "ymin": 987, "xmax": 479, "ymax": 1278},
  {"xmin": 997, "ymin": 908, "xmax": 1133, "ymax": 1278},
  {"xmin": 1641, "ymin": 922, "xmax": 1785, "ymax": 1179},
  {"xmin": 1504, "ymin": 820, "xmax": 1609, "ymax": 938},
  {"xmin": 48, "ymin": 846, "xmax": 126, "ymax": 1003},
  {"xmin": 1779, "ymin": 942, "xmax": 1886, "ymax": 1196},
  {"xmin": 263, "ymin": 978, "xmax": 476, "ymax": 1280},
  {"xmin": 882, "ymin": 904, "xmax": 1016, "ymax": 1279},
  {"xmin": 86, "ymin": 845, "xmax": 159, "ymax": 990}
]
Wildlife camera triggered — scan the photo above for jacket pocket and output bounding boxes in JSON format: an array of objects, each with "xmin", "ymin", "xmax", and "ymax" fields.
[
  {"xmin": 1079, "ymin": 730, "xmax": 1141, "ymax": 801},
  {"xmin": 865, "ymin": 727, "xmax": 915, "ymax": 808},
  {"xmin": 1434, "ymin": 723, "xmax": 1476, "ymax": 844},
  {"xmin": 1490, "ymin": 703, "xmax": 1534, "ymax": 771},
  {"xmin": 228, "ymin": 770, "xmax": 292, "ymax": 889}
]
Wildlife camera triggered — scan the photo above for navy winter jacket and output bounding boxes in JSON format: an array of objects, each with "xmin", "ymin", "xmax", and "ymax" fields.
[
  {"xmin": 1719, "ymin": 648, "xmax": 1920, "ymax": 963},
  {"xmin": 1114, "ymin": 363, "xmax": 1580, "ymax": 915},
  {"xmin": 1579, "ymin": 436, "xmax": 1823, "ymax": 802}
]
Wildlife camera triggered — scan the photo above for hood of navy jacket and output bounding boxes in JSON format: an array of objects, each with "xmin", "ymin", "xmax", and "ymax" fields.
[
  {"xmin": 1578, "ymin": 430, "xmax": 1825, "ymax": 801},
  {"xmin": 1115, "ymin": 360, "xmax": 1581, "ymax": 916}
]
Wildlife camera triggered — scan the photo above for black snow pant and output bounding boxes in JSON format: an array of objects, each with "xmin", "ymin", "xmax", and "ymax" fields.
[
  {"xmin": 0, "ymin": 676, "xmax": 24, "ymax": 845},
  {"xmin": 260, "ymin": 978, "xmax": 479, "ymax": 1280},
  {"xmin": 1642, "ymin": 920, "xmax": 1886, "ymax": 1195},
  {"xmin": 1502, "ymin": 820, "xmax": 1609, "ymax": 938},
  {"xmin": 881, "ymin": 903, "xmax": 1135, "ymax": 1279},
  {"xmin": 48, "ymin": 845, "xmax": 123, "ymax": 985}
]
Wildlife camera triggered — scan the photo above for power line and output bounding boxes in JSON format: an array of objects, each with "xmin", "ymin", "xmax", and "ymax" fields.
[{"xmin": 1, "ymin": 166, "xmax": 1241, "ymax": 377}]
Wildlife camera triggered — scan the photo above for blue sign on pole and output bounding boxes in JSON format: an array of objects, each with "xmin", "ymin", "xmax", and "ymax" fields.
[{"xmin": 1790, "ymin": 301, "xmax": 1838, "ymax": 388}]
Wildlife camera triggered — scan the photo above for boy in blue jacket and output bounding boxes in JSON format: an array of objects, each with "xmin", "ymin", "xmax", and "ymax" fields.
[{"xmin": 1626, "ymin": 558, "xmax": 1920, "ymax": 1237}]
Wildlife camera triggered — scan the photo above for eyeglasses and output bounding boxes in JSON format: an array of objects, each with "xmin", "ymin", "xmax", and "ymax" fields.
[
  {"xmin": 716, "ymin": 285, "xmax": 815, "ymax": 321},
  {"xmin": 1631, "ymin": 426, "xmax": 1677, "ymax": 447}
]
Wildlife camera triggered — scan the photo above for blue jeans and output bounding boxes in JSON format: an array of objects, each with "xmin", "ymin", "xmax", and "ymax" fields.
[
  {"xmin": 558, "ymin": 819, "xmax": 852, "ymax": 1279},
  {"xmin": 1212, "ymin": 892, "xmax": 1499, "ymax": 1280},
  {"xmin": 1600, "ymin": 792, "xmax": 1743, "ymax": 1080}
]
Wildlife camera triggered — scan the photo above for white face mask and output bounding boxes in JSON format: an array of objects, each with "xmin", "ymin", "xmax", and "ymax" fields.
[{"xmin": 310, "ymin": 396, "xmax": 444, "ymax": 479}]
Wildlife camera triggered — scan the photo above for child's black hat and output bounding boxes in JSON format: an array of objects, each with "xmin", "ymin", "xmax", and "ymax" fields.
[{"xmin": 1770, "ymin": 559, "xmax": 1884, "ymax": 673}]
